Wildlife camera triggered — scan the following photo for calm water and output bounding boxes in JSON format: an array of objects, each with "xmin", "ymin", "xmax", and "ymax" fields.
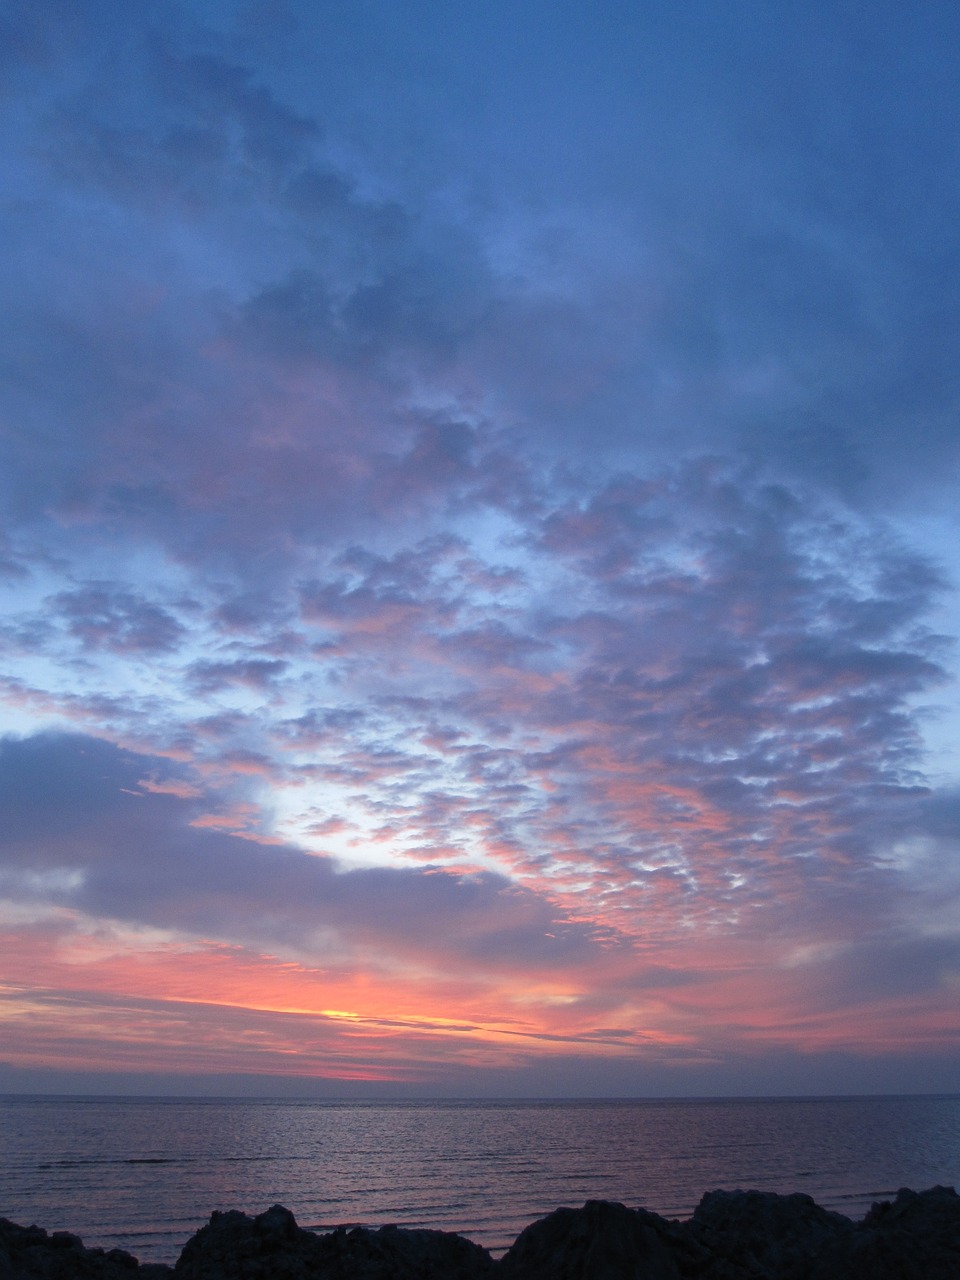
[{"xmin": 2, "ymin": 1095, "xmax": 959, "ymax": 1264}]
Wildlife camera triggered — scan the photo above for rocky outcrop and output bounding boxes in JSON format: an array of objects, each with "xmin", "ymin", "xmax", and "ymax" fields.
[
  {"xmin": 688, "ymin": 1187, "xmax": 855, "ymax": 1277},
  {"xmin": 496, "ymin": 1199, "xmax": 701, "ymax": 1279},
  {"xmin": 0, "ymin": 1217, "xmax": 171, "ymax": 1280},
  {"xmin": 172, "ymin": 1204, "xmax": 323, "ymax": 1279},
  {"xmin": 174, "ymin": 1203, "xmax": 494, "ymax": 1279},
  {"xmin": 3, "ymin": 1185, "xmax": 959, "ymax": 1279},
  {"xmin": 830, "ymin": 1185, "xmax": 960, "ymax": 1280}
]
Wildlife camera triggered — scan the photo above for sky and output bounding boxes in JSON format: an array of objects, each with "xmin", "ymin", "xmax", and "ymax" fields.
[{"xmin": 1, "ymin": 0, "xmax": 959, "ymax": 1098}]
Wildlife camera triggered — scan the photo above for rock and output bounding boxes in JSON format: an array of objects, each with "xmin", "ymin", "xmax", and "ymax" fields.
[
  {"xmin": 0, "ymin": 1216, "xmax": 172, "ymax": 1280},
  {"xmin": 174, "ymin": 1203, "xmax": 494, "ymax": 1280},
  {"xmin": 687, "ymin": 1185, "xmax": 960, "ymax": 1279},
  {"xmin": 825, "ymin": 1184, "xmax": 960, "ymax": 1280},
  {"xmin": 495, "ymin": 1199, "xmax": 699, "ymax": 1280},
  {"xmin": 174, "ymin": 1205, "xmax": 325, "ymax": 1278},
  {"xmin": 313, "ymin": 1222, "xmax": 494, "ymax": 1279},
  {"xmin": 689, "ymin": 1188, "xmax": 853, "ymax": 1278},
  {"xmin": 4, "ymin": 1186, "xmax": 960, "ymax": 1279}
]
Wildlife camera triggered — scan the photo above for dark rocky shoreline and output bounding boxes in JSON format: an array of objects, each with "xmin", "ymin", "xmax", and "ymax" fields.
[{"xmin": 3, "ymin": 1185, "xmax": 959, "ymax": 1279}]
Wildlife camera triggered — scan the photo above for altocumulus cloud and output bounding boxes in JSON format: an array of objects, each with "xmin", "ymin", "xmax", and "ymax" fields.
[
  {"xmin": 1, "ymin": 0, "xmax": 959, "ymax": 1091},
  {"xmin": 0, "ymin": 733, "xmax": 600, "ymax": 974}
]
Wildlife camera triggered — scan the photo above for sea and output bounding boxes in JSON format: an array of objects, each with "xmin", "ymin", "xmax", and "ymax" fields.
[{"xmin": 2, "ymin": 1095, "xmax": 959, "ymax": 1265}]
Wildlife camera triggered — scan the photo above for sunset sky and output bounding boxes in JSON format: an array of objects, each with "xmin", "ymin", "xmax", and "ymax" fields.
[{"xmin": 2, "ymin": 0, "xmax": 960, "ymax": 1097}]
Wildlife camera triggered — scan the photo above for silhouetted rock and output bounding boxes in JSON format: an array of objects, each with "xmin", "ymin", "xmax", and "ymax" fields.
[
  {"xmin": 821, "ymin": 1184, "xmax": 960, "ymax": 1280},
  {"xmin": 174, "ymin": 1203, "xmax": 493, "ymax": 1280},
  {"xmin": 689, "ymin": 1188, "xmax": 854, "ymax": 1277},
  {"xmin": 494, "ymin": 1187, "xmax": 960, "ymax": 1279},
  {"xmin": 4, "ymin": 1186, "xmax": 960, "ymax": 1279},
  {"xmin": 496, "ymin": 1199, "xmax": 700, "ymax": 1279},
  {"xmin": 173, "ymin": 1204, "xmax": 323, "ymax": 1279},
  {"xmin": 313, "ymin": 1222, "xmax": 494, "ymax": 1279},
  {"xmin": 0, "ymin": 1216, "xmax": 172, "ymax": 1280}
]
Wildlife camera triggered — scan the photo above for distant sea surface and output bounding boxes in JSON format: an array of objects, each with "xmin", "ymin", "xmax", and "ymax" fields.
[{"xmin": 2, "ymin": 1095, "xmax": 960, "ymax": 1264}]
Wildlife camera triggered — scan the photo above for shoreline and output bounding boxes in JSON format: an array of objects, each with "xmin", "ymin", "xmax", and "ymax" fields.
[{"xmin": 4, "ymin": 1185, "xmax": 959, "ymax": 1278}]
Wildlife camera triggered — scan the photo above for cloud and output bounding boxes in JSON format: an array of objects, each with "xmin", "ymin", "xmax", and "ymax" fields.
[
  {"xmin": 1, "ymin": 701, "xmax": 958, "ymax": 1073},
  {"xmin": 0, "ymin": 732, "xmax": 601, "ymax": 975},
  {"xmin": 187, "ymin": 657, "xmax": 288, "ymax": 693},
  {"xmin": 0, "ymin": 0, "xmax": 959, "ymax": 1090},
  {"xmin": 3, "ymin": 0, "xmax": 959, "ymax": 565},
  {"xmin": 50, "ymin": 583, "xmax": 186, "ymax": 654}
]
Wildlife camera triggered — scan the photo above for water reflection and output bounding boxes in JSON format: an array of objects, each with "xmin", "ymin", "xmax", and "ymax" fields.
[{"xmin": 3, "ymin": 1095, "xmax": 959, "ymax": 1263}]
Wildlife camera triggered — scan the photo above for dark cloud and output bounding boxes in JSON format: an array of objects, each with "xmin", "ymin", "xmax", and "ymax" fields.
[
  {"xmin": 39, "ymin": 24, "xmax": 318, "ymax": 206},
  {"xmin": 2, "ymin": 0, "xmax": 959, "ymax": 563},
  {"xmin": 51, "ymin": 583, "xmax": 186, "ymax": 654},
  {"xmin": 0, "ymin": 732, "xmax": 600, "ymax": 972},
  {"xmin": 187, "ymin": 657, "xmax": 288, "ymax": 693}
]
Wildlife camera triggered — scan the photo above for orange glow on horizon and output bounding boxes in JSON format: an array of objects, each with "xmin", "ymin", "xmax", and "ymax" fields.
[{"xmin": 1, "ymin": 909, "xmax": 957, "ymax": 1085}]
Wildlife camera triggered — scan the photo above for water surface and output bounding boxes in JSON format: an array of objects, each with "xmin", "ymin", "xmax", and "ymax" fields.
[{"xmin": 2, "ymin": 1095, "xmax": 958, "ymax": 1263}]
